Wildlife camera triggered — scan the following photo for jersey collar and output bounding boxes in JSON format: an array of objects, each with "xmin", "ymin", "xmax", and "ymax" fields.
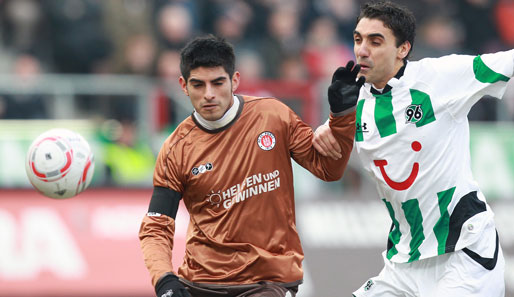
[
  {"xmin": 368, "ymin": 61, "xmax": 408, "ymax": 95},
  {"xmin": 192, "ymin": 95, "xmax": 244, "ymax": 133}
]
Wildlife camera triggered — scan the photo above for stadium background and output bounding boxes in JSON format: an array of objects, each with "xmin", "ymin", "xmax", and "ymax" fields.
[{"xmin": 0, "ymin": 0, "xmax": 513, "ymax": 296}]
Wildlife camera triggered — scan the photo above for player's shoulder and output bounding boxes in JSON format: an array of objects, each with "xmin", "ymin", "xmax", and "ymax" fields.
[
  {"xmin": 239, "ymin": 94, "xmax": 291, "ymax": 112},
  {"xmin": 161, "ymin": 117, "xmax": 197, "ymax": 150},
  {"xmin": 407, "ymin": 54, "xmax": 475, "ymax": 76}
]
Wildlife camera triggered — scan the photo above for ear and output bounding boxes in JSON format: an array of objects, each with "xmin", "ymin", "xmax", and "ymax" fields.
[
  {"xmin": 397, "ymin": 41, "xmax": 411, "ymax": 60},
  {"xmin": 179, "ymin": 76, "xmax": 189, "ymax": 96},
  {"xmin": 231, "ymin": 71, "xmax": 241, "ymax": 93}
]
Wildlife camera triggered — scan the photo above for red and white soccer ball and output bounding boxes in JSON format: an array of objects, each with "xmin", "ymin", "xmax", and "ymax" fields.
[{"xmin": 25, "ymin": 128, "xmax": 95, "ymax": 199}]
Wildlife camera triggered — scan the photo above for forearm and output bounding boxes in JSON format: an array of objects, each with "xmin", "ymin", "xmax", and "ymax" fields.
[
  {"xmin": 139, "ymin": 215, "xmax": 176, "ymax": 286},
  {"xmin": 292, "ymin": 112, "xmax": 356, "ymax": 181},
  {"xmin": 329, "ymin": 111, "xmax": 356, "ymax": 161}
]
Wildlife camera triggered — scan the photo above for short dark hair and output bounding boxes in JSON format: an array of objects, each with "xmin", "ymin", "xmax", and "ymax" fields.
[
  {"xmin": 180, "ymin": 35, "xmax": 236, "ymax": 81},
  {"xmin": 357, "ymin": 1, "xmax": 416, "ymax": 60}
]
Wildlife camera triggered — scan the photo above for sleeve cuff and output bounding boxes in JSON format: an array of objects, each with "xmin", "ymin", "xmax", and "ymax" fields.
[{"xmin": 330, "ymin": 105, "xmax": 356, "ymax": 117}]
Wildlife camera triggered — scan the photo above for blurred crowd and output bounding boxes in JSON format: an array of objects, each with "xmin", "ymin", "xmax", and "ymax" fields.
[
  {"xmin": 0, "ymin": 0, "xmax": 513, "ymax": 121},
  {"xmin": 0, "ymin": 0, "xmax": 513, "ymax": 188}
]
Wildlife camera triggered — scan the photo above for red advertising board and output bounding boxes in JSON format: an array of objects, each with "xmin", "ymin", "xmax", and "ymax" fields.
[{"xmin": 0, "ymin": 189, "xmax": 188, "ymax": 297}]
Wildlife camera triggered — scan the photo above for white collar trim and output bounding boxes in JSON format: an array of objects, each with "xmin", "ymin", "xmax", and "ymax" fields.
[{"xmin": 193, "ymin": 95, "xmax": 239, "ymax": 130}]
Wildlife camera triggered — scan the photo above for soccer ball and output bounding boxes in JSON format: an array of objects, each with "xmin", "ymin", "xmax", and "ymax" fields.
[{"xmin": 25, "ymin": 128, "xmax": 95, "ymax": 199}]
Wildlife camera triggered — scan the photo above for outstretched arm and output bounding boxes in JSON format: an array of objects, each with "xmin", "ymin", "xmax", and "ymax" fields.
[
  {"xmin": 139, "ymin": 186, "xmax": 191, "ymax": 297},
  {"xmin": 313, "ymin": 123, "xmax": 340, "ymax": 160},
  {"xmin": 313, "ymin": 61, "xmax": 365, "ymax": 160},
  {"xmin": 290, "ymin": 61, "xmax": 364, "ymax": 181}
]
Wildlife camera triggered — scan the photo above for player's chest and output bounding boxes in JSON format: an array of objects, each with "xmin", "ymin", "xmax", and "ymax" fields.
[
  {"xmin": 355, "ymin": 87, "xmax": 447, "ymax": 146},
  {"xmin": 183, "ymin": 116, "xmax": 288, "ymax": 195}
]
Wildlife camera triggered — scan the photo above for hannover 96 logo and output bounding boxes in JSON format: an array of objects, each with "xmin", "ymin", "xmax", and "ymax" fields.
[{"xmin": 405, "ymin": 104, "xmax": 423, "ymax": 124}]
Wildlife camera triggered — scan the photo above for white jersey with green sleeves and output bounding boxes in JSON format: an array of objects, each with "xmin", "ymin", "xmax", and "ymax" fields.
[{"xmin": 354, "ymin": 49, "xmax": 514, "ymax": 263}]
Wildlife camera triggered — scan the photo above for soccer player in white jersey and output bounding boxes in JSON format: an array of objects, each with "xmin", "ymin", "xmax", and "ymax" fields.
[{"xmin": 314, "ymin": 1, "xmax": 512, "ymax": 296}]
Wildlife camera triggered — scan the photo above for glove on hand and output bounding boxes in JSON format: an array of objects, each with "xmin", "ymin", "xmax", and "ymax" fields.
[
  {"xmin": 155, "ymin": 274, "xmax": 191, "ymax": 297},
  {"xmin": 328, "ymin": 60, "xmax": 366, "ymax": 114}
]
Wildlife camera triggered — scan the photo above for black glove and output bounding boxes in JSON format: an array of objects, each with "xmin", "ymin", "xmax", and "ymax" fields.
[
  {"xmin": 328, "ymin": 60, "xmax": 366, "ymax": 113},
  {"xmin": 155, "ymin": 274, "xmax": 191, "ymax": 297}
]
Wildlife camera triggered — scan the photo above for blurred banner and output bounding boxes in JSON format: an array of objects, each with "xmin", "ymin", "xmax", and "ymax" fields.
[
  {"xmin": 0, "ymin": 189, "xmax": 187, "ymax": 297},
  {"xmin": 1, "ymin": 189, "xmax": 513, "ymax": 297}
]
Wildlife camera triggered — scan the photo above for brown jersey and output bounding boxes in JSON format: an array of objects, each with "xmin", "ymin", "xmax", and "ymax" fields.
[{"xmin": 139, "ymin": 95, "xmax": 355, "ymax": 286}]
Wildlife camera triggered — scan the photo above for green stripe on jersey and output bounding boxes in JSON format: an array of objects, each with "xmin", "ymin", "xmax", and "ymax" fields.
[
  {"xmin": 473, "ymin": 55, "xmax": 509, "ymax": 83},
  {"xmin": 373, "ymin": 91, "xmax": 396, "ymax": 137},
  {"xmin": 402, "ymin": 199, "xmax": 425, "ymax": 262},
  {"xmin": 355, "ymin": 99, "xmax": 365, "ymax": 142},
  {"xmin": 410, "ymin": 89, "xmax": 436, "ymax": 127},
  {"xmin": 383, "ymin": 199, "xmax": 401, "ymax": 260},
  {"xmin": 433, "ymin": 187, "xmax": 456, "ymax": 255}
]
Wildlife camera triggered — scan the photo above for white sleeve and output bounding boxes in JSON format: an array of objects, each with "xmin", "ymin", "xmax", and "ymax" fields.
[{"xmin": 420, "ymin": 50, "xmax": 514, "ymax": 119}]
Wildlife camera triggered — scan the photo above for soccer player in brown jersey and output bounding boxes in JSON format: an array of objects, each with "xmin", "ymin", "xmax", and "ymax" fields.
[{"xmin": 139, "ymin": 35, "xmax": 364, "ymax": 297}]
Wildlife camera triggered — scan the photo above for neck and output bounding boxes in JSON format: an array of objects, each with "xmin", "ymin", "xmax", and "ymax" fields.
[
  {"xmin": 193, "ymin": 95, "xmax": 240, "ymax": 130},
  {"xmin": 373, "ymin": 60, "xmax": 405, "ymax": 89}
]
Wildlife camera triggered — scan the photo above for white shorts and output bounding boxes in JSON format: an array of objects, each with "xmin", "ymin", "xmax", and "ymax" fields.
[{"xmin": 353, "ymin": 229, "xmax": 505, "ymax": 297}]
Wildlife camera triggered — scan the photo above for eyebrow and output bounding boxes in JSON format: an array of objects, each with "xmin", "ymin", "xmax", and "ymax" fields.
[
  {"xmin": 353, "ymin": 30, "xmax": 385, "ymax": 40},
  {"xmin": 189, "ymin": 76, "xmax": 227, "ymax": 84}
]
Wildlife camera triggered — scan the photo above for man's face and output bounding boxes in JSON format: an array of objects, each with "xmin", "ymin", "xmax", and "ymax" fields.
[
  {"xmin": 180, "ymin": 66, "xmax": 240, "ymax": 121},
  {"xmin": 354, "ymin": 17, "xmax": 410, "ymax": 89}
]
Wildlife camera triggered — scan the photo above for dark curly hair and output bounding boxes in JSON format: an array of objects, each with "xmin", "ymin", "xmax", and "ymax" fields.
[
  {"xmin": 180, "ymin": 35, "xmax": 236, "ymax": 81},
  {"xmin": 357, "ymin": 1, "xmax": 416, "ymax": 60}
]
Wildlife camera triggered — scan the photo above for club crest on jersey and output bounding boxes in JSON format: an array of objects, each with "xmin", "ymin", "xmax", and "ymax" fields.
[
  {"xmin": 191, "ymin": 162, "xmax": 213, "ymax": 175},
  {"xmin": 405, "ymin": 104, "xmax": 423, "ymax": 124},
  {"xmin": 257, "ymin": 131, "xmax": 276, "ymax": 151}
]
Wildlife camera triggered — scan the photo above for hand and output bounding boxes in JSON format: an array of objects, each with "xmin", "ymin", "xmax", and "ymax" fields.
[
  {"xmin": 155, "ymin": 274, "xmax": 191, "ymax": 297},
  {"xmin": 313, "ymin": 124, "xmax": 342, "ymax": 160},
  {"xmin": 328, "ymin": 60, "xmax": 365, "ymax": 113}
]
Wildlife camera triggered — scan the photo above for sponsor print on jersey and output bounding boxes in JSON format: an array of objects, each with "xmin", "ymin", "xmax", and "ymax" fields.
[
  {"xmin": 257, "ymin": 132, "xmax": 276, "ymax": 151},
  {"xmin": 373, "ymin": 141, "xmax": 422, "ymax": 191},
  {"xmin": 206, "ymin": 190, "xmax": 222, "ymax": 207},
  {"xmin": 207, "ymin": 170, "xmax": 281, "ymax": 209},
  {"xmin": 191, "ymin": 162, "xmax": 213, "ymax": 176}
]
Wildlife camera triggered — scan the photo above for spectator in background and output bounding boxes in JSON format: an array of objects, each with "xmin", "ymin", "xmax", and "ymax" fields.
[
  {"xmin": 259, "ymin": 3, "xmax": 304, "ymax": 78},
  {"xmin": 304, "ymin": 0, "xmax": 358, "ymax": 44},
  {"xmin": 101, "ymin": 0, "xmax": 155, "ymax": 74},
  {"xmin": 212, "ymin": 0, "xmax": 255, "ymax": 51},
  {"xmin": 99, "ymin": 119, "xmax": 155, "ymax": 187},
  {"xmin": 494, "ymin": 0, "xmax": 514, "ymax": 48},
  {"xmin": 120, "ymin": 34, "xmax": 157, "ymax": 75},
  {"xmin": 0, "ymin": 0, "xmax": 51, "ymax": 64},
  {"xmin": 302, "ymin": 16, "xmax": 354, "ymax": 81},
  {"xmin": 414, "ymin": 15, "xmax": 463, "ymax": 59},
  {"xmin": 0, "ymin": 53, "xmax": 48, "ymax": 119},
  {"xmin": 41, "ymin": 0, "xmax": 112, "ymax": 74},
  {"xmin": 155, "ymin": 3, "xmax": 195, "ymax": 51},
  {"xmin": 153, "ymin": 49, "xmax": 182, "ymax": 132},
  {"xmin": 455, "ymin": 0, "xmax": 501, "ymax": 54},
  {"xmin": 279, "ymin": 54, "xmax": 308, "ymax": 82},
  {"xmin": 236, "ymin": 49, "xmax": 265, "ymax": 81}
]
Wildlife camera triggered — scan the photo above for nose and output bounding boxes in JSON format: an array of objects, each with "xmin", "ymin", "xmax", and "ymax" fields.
[
  {"xmin": 204, "ymin": 84, "xmax": 215, "ymax": 100},
  {"xmin": 356, "ymin": 41, "xmax": 370, "ymax": 59}
]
